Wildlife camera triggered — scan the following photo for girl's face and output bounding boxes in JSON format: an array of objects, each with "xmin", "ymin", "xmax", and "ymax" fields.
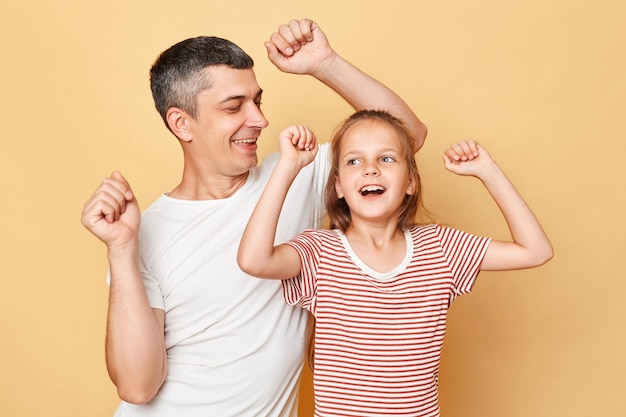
[{"xmin": 334, "ymin": 119, "xmax": 416, "ymax": 225}]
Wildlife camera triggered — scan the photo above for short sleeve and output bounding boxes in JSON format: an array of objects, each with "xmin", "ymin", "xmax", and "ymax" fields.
[
  {"xmin": 436, "ymin": 224, "xmax": 491, "ymax": 297},
  {"xmin": 104, "ymin": 258, "xmax": 164, "ymax": 311},
  {"xmin": 139, "ymin": 254, "xmax": 165, "ymax": 310},
  {"xmin": 282, "ymin": 230, "xmax": 323, "ymax": 313}
]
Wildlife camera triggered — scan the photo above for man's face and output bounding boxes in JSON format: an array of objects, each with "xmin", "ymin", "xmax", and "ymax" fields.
[{"xmin": 187, "ymin": 65, "xmax": 269, "ymax": 178}]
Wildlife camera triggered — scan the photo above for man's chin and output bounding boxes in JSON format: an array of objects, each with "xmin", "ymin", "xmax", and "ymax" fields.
[{"xmin": 243, "ymin": 155, "xmax": 259, "ymax": 170}]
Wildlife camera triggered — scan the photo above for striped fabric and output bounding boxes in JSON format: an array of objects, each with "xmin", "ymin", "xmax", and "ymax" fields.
[{"xmin": 284, "ymin": 224, "xmax": 490, "ymax": 417}]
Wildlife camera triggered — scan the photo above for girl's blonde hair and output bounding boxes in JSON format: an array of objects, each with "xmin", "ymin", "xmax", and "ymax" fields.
[{"xmin": 324, "ymin": 109, "xmax": 426, "ymax": 232}]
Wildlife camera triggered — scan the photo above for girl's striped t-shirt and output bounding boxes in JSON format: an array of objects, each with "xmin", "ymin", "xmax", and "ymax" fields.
[{"xmin": 284, "ymin": 224, "xmax": 490, "ymax": 417}]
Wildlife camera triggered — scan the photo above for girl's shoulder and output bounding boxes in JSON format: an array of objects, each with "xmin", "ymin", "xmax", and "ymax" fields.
[
  {"xmin": 292, "ymin": 228, "xmax": 345, "ymax": 248},
  {"xmin": 407, "ymin": 223, "xmax": 442, "ymax": 234},
  {"xmin": 298, "ymin": 228, "xmax": 341, "ymax": 240},
  {"xmin": 406, "ymin": 223, "xmax": 451, "ymax": 244}
]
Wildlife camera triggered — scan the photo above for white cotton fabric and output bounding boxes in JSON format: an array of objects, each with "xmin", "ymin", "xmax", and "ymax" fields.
[{"xmin": 111, "ymin": 144, "xmax": 330, "ymax": 417}]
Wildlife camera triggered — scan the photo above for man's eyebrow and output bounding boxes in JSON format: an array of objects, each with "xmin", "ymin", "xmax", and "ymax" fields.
[
  {"xmin": 219, "ymin": 89, "xmax": 263, "ymax": 104},
  {"xmin": 219, "ymin": 95, "xmax": 244, "ymax": 103}
]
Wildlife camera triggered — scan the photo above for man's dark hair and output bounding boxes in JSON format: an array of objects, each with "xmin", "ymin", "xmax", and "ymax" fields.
[{"xmin": 149, "ymin": 36, "xmax": 254, "ymax": 127}]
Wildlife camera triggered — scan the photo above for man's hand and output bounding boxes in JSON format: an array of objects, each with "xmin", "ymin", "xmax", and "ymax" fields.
[
  {"xmin": 81, "ymin": 171, "xmax": 140, "ymax": 250},
  {"xmin": 265, "ymin": 18, "xmax": 336, "ymax": 77}
]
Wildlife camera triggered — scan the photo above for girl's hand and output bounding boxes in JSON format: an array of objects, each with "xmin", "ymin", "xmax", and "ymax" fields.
[
  {"xmin": 277, "ymin": 125, "xmax": 318, "ymax": 170},
  {"xmin": 443, "ymin": 140, "xmax": 495, "ymax": 178}
]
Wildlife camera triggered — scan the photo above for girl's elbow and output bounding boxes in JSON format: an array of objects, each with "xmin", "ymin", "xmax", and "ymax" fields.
[
  {"xmin": 237, "ymin": 254, "xmax": 252, "ymax": 275},
  {"xmin": 533, "ymin": 244, "xmax": 554, "ymax": 267},
  {"xmin": 542, "ymin": 245, "xmax": 554, "ymax": 265},
  {"xmin": 237, "ymin": 252, "xmax": 263, "ymax": 277}
]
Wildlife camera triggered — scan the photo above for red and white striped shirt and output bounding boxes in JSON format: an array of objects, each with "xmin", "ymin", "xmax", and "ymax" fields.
[{"xmin": 284, "ymin": 224, "xmax": 490, "ymax": 417}]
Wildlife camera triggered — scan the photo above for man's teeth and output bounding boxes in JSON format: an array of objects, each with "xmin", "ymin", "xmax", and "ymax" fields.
[{"xmin": 360, "ymin": 185, "xmax": 385, "ymax": 195}]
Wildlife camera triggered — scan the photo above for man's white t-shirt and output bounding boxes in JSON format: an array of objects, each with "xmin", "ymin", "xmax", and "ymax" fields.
[{"xmin": 113, "ymin": 144, "xmax": 330, "ymax": 417}]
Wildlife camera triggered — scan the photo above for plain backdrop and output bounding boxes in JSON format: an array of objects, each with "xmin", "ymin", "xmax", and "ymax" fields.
[{"xmin": 1, "ymin": 1, "xmax": 624, "ymax": 416}]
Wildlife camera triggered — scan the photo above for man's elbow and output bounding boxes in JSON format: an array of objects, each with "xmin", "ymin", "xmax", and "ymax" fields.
[
  {"xmin": 109, "ymin": 368, "xmax": 165, "ymax": 405},
  {"xmin": 414, "ymin": 124, "xmax": 428, "ymax": 152},
  {"xmin": 116, "ymin": 383, "xmax": 160, "ymax": 405}
]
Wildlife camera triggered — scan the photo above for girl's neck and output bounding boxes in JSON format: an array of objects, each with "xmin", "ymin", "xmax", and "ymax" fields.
[
  {"xmin": 343, "ymin": 221, "xmax": 407, "ymax": 273},
  {"xmin": 344, "ymin": 221, "xmax": 403, "ymax": 248}
]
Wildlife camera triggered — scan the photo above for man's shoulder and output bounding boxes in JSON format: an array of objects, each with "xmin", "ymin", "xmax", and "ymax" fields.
[{"xmin": 140, "ymin": 194, "xmax": 170, "ymax": 220}]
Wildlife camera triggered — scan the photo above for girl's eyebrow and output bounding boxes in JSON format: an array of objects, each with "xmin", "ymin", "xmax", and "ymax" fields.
[{"xmin": 342, "ymin": 147, "xmax": 401, "ymax": 156}]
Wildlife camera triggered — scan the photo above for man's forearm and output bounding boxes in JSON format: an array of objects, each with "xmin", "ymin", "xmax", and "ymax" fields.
[
  {"xmin": 105, "ymin": 245, "xmax": 167, "ymax": 404},
  {"xmin": 311, "ymin": 54, "xmax": 427, "ymax": 150}
]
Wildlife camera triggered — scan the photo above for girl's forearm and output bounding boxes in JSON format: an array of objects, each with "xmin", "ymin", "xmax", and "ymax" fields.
[
  {"xmin": 480, "ymin": 162, "xmax": 553, "ymax": 269},
  {"xmin": 238, "ymin": 161, "xmax": 301, "ymax": 279}
]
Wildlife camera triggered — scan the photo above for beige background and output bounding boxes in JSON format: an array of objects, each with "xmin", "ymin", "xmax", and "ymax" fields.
[{"xmin": 1, "ymin": 0, "xmax": 624, "ymax": 416}]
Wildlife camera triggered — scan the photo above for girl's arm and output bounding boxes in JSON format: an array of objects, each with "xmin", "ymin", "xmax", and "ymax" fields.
[
  {"xmin": 443, "ymin": 140, "xmax": 554, "ymax": 271},
  {"xmin": 237, "ymin": 126, "xmax": 318, "ymax": 279}
]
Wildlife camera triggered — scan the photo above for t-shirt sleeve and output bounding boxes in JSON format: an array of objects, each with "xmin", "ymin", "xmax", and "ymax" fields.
[
  {"xmin": 311, "ymin": 142, "xmax": 332, "ymax": 197},
  {"xmin": 104, "ymin": 258, "xmax": 165, "ymax": 311},
  {"xmin": 282, "ymin": 230, "xmax": 322, "ymax": 313},
  {"xmin": 139, "ymin": 254, "xmax": 165, "ymax": 310},
  {"xmin": 436, "ymin": 224, "xmax": 491, "ymax": 298}
]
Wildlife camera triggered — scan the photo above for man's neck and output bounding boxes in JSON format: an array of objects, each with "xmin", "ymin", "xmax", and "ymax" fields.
[{"xmin": 167, "ymin": 171, "xmax": 250, "ymax": 200}]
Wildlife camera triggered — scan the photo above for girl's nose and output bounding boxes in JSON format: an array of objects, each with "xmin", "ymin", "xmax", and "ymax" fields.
[{"xmin": 363, "ymin": 163, "xmax": 380, "ymax": 176}]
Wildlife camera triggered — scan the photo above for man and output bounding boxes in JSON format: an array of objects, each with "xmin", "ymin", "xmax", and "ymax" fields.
[{"xmin": 81, "ymin": 19, "xmax": 426, "ymax": 417}]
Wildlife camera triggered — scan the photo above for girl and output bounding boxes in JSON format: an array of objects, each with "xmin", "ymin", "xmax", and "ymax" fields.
[{"xmin": 238, "ymin": 110, "xmax": 553, "ymax": 417}]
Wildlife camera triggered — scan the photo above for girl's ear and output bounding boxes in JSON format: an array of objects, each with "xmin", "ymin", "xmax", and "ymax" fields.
[
  {"xmin": 406, "ymin": 176, "xmax": 416, "ymax": 196},
  {"xmin": 166, "ymin": 107, "xmax": 194, "ymax": 142},
  {"xmin": 334, "ymin": 175, "xmax": 344, "ymax": 199}
]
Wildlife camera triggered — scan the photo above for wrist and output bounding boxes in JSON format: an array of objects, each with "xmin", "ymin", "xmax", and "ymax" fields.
[
  {"xmin": 478, "ymin": 160, "xmax": 505, "ymax": 185},
  {"xmin": 310, "ymin": 52, "xmax": 342, "ymax": 82},
  {"xmin": 107, "ymin": 237, "xmax": 140, "ymax": 261},
  {"xmin": 276, "ymin": 156, "xmax": 304, "ymax": 175}
]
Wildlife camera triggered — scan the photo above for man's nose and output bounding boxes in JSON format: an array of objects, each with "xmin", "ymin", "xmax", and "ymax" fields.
[{"xmin": 246, "ymin": 104, "xmax": 269, "ymax": 129}]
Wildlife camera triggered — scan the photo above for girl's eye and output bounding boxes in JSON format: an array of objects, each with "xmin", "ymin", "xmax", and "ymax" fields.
[
  {"xmin": 347, "ymin": 159, "xmax": 361, "ymax": 166},
  {"xmin": 381, "ymin": 156, "xmax": 396, "ymax": 163}
]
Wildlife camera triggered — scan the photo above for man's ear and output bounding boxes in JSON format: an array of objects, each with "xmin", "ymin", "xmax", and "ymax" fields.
[{"xmin": 166, "ymin": 107, "xmax": 193, "ymax": 142}]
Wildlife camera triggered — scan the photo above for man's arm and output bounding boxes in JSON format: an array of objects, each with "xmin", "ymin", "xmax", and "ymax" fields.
[
  {"xmin": 265, "ymin": 19, "xmax": 427, "ymax": 152},
  {"xmin": 81, "ymin": 171, "xmax": 167, "ymax": 404}
]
